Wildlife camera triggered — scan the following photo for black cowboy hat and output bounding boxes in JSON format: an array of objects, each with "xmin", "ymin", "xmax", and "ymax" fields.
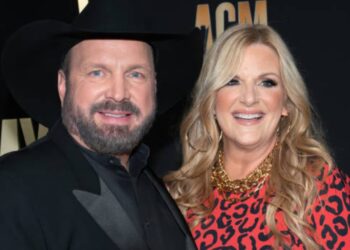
[{"xmin": 1, "ymin": 0, "xmax": 203, "ymax": 127}]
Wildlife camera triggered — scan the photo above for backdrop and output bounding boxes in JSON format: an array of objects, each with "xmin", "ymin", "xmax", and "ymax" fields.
[{"xmin": 1, "ymin": 0, "xmax": 349, "ymax": 176}]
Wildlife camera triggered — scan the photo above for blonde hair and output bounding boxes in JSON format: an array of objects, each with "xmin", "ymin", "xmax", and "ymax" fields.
[{"xmin": 165, "ymin": 24, "xmax": 333, "ymax": 249}]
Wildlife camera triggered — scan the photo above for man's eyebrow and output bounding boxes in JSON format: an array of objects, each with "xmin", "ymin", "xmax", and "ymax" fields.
[
  {"xmin": 81, "ymin": 63, "xmax": 109, "ymax": 71},
  {"xmin": 127, "ymin": 64, "xmax": 154, "ymax": 72},
  {"xmin": 80, "ymin": 62, "xmax": 155, "ymax": 74}
]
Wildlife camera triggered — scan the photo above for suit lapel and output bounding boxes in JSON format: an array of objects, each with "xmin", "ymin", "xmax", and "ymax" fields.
[
  {"xmin": 73, "ymin": 178, "xmax": 147, "ymax": 249},
  {"xmin": 144, "ymin": 169, "xmax": 196, "ymax": 250},
  {"xmin": 50, "ymin": 122, "xmax": 194, "ymax": 249},
  {"xmin": 50, "ymin": 122, "xmax": 148, "ymax": 249}
]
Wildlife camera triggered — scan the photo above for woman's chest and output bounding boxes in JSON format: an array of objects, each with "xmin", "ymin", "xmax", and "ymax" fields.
[{"xmin": 189, "ymin": 191, "xmax": 304, "ymax": 250}]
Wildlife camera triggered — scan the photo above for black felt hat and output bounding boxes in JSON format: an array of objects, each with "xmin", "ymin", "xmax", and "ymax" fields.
[{"xmin": 1, "ymin": 0, "xmax": 203, "ymax": 127}]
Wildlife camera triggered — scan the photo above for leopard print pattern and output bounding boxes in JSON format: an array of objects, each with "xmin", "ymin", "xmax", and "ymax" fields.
[{"xmin": 188, "ymin": 166, "xmax": 350, "ymax": 250}]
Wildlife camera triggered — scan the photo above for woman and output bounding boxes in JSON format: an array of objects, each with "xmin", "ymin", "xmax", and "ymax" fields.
[{"xmin": 165, "ymin": 24, "xmax": 350, "ymax": 249}]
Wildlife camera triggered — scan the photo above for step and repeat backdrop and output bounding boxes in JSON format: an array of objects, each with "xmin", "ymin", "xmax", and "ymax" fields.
[{"xmin": 1, "ymin": 0, "xmax": 349, "ymax": 175}]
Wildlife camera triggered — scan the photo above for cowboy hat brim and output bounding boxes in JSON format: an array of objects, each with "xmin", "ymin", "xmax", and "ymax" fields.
[{"xmin": 2, "ymin": 19, "xmax": 203, "ymax": 127}]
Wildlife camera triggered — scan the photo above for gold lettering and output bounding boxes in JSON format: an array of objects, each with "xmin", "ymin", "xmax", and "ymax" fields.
[
  {"xmin": 19, "ymin": 118, "xmax": 48, "ymax": 146},
  {"xmin": 19, "ymin": 118, "xmax": 36, "ymax": 146},
  {"xmin": 0, "ymin": 119, "xmax": 19, "ymax": 156},
  {"xmin": 0, "ymin": 118, "xmax": 48, "ymax": 156},
  {"xmin": 254, "ymin": 0, "xmax": 267, "ymax": 24},
  {"xmin": 38, "ymin": 124, "xmax": 48, "ymax": 140},
  {"xmin": 195, "ymin": 4, "xmax": 214, "ymax": 50},
  {"xmin": 238, "ymin": 1, "xmax": 253, "ymax": 24},
  {"xmin": 238, "ymin": 1, "xmax": 267, "ymax": 25},
  {"xmin": 78, "ymin": 0, "xmax": 88, "ymax": 13},
  {"xmin": 216, "ymin": 3, "xmax": 236, "ymax": 38}
]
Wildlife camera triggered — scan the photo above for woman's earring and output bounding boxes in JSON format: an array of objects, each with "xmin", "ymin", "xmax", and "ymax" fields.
[{"xmin": 219, "ymin": 130, "xmax": 223, "ymax": 142}]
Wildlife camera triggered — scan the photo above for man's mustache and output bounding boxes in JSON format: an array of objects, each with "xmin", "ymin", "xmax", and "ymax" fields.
[{"xmin": 90, "ymin": 100, "xmax": 141, "ymax": 116}]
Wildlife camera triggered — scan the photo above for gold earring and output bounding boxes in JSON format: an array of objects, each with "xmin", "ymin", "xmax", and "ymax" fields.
[{"xmin": 219, "ymin": 130, "xmax": 223, "ymax": 141}]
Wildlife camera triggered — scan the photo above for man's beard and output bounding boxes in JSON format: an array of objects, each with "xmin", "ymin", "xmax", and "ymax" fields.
[{"xmin": 61, "ymin": 91, "xmax": 156, "ymax": 155}]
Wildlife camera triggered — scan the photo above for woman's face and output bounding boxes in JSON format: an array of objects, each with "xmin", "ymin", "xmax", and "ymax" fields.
[{"xmin": 215, "ymin": 43, "xmax": 288, "ymax": 151}]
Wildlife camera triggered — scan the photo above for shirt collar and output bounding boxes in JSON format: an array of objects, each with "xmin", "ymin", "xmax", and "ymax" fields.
[{"xmin": 79, "ymin": 143, "xmax": 150, "ymax": 177}]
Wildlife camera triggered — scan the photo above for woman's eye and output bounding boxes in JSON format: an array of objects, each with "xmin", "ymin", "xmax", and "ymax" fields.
[
  {"xmin": 260, "ymin": 79, "xmax": 277, "ymax": 87},
  {"xmin": 226, "ymin": 78, "xmax": 239, "ymax": 86},
  {"xmin": 88, "ymin": 70, "xmax": 104, "ymax": 77}
]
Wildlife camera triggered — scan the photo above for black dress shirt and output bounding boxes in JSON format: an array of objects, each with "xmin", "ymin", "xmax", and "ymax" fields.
[{"xmin": 80, "ymin": 144, "xmax": 185, "ymax": 250}]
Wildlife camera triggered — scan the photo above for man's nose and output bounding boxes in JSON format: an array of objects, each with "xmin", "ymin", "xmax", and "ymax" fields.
[{"xmin": 105, "ymin": 75, "xmax": 130, "ymax": 101}]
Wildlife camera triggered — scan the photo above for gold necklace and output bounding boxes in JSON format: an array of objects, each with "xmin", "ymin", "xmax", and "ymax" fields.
[{"xmin": 211, "ymin": 147, "xmax": 275, "ymax": 203}]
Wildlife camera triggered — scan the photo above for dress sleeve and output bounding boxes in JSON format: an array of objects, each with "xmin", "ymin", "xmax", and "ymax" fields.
[{"xmin": 310, "ymin": 166, "xmax": 350, "ymax": 249}]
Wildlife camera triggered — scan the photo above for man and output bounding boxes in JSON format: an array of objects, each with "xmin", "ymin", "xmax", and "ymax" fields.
[{"xmin": 0, "ymin": 0, "xmax": 203, "ymax": 249}]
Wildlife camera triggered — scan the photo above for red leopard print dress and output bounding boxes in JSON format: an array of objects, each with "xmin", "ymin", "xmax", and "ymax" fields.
[{"xmin": 187, "ymin": 166, "xmax": 350, "ymax": 249}]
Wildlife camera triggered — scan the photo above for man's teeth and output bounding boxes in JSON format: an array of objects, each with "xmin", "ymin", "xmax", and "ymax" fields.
[
  {"xmin": 234, "ymin": 113, "xmax": 262, "ymax": 119},
  {"xmin": 104, "ymin": 113, "xmax": 128, "ymax": 118}
]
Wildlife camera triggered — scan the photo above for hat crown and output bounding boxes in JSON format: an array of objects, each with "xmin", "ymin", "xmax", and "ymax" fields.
[
  {"xmin": 2, "ymin": 0, "xmax": 203, "ymax": 127},
  {"xmin": 73, "ymin": 0, "xmax": 197, "ymax": 34}
]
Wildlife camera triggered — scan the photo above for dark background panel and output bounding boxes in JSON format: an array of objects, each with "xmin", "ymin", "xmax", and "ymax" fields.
[
  {"xmin": 267, "ymin": 0, "xmax": 350, "ymax": 171},
  {"xmin": 0, "ymin": 0, "xmax": 78, "ymax": 119},
  {"xmin": 1, "ymin": 0, "xmax": 349, "ymax": 176}
]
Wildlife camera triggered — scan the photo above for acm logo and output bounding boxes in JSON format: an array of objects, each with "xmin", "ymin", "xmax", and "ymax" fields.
[{"xmin": 196, "ymin": 0, "xmax": 267, "ymax": 49}]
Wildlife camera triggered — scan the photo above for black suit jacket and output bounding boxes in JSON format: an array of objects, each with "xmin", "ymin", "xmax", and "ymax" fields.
[{"xmin": 0, "ymin": 122, "xmax": 195, "ymax": 250}]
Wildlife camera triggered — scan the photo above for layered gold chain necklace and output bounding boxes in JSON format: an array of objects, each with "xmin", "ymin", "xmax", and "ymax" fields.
[{"xmin": 211, "ymin": 147, "xmax": 275, "ymax": 203}]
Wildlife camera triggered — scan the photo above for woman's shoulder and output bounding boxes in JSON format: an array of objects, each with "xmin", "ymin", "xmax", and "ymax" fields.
[
  {"xmin": 315, "ymin": 163, "xmax": 350, "ymax": 194},
  {"xmin": 309, "ymin": 163, "xmax": 350, "ymax": 249}
]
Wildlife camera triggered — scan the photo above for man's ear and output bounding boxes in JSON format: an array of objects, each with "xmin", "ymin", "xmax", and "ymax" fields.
[{"xmin": 57, "ymin": 70, "xmax": 66, "ymax": 106}]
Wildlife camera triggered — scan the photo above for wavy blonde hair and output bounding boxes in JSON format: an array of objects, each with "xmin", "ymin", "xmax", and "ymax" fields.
[{"xmin": 164, "ymin": 24, "xmax": 333, "ymax": 249}]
